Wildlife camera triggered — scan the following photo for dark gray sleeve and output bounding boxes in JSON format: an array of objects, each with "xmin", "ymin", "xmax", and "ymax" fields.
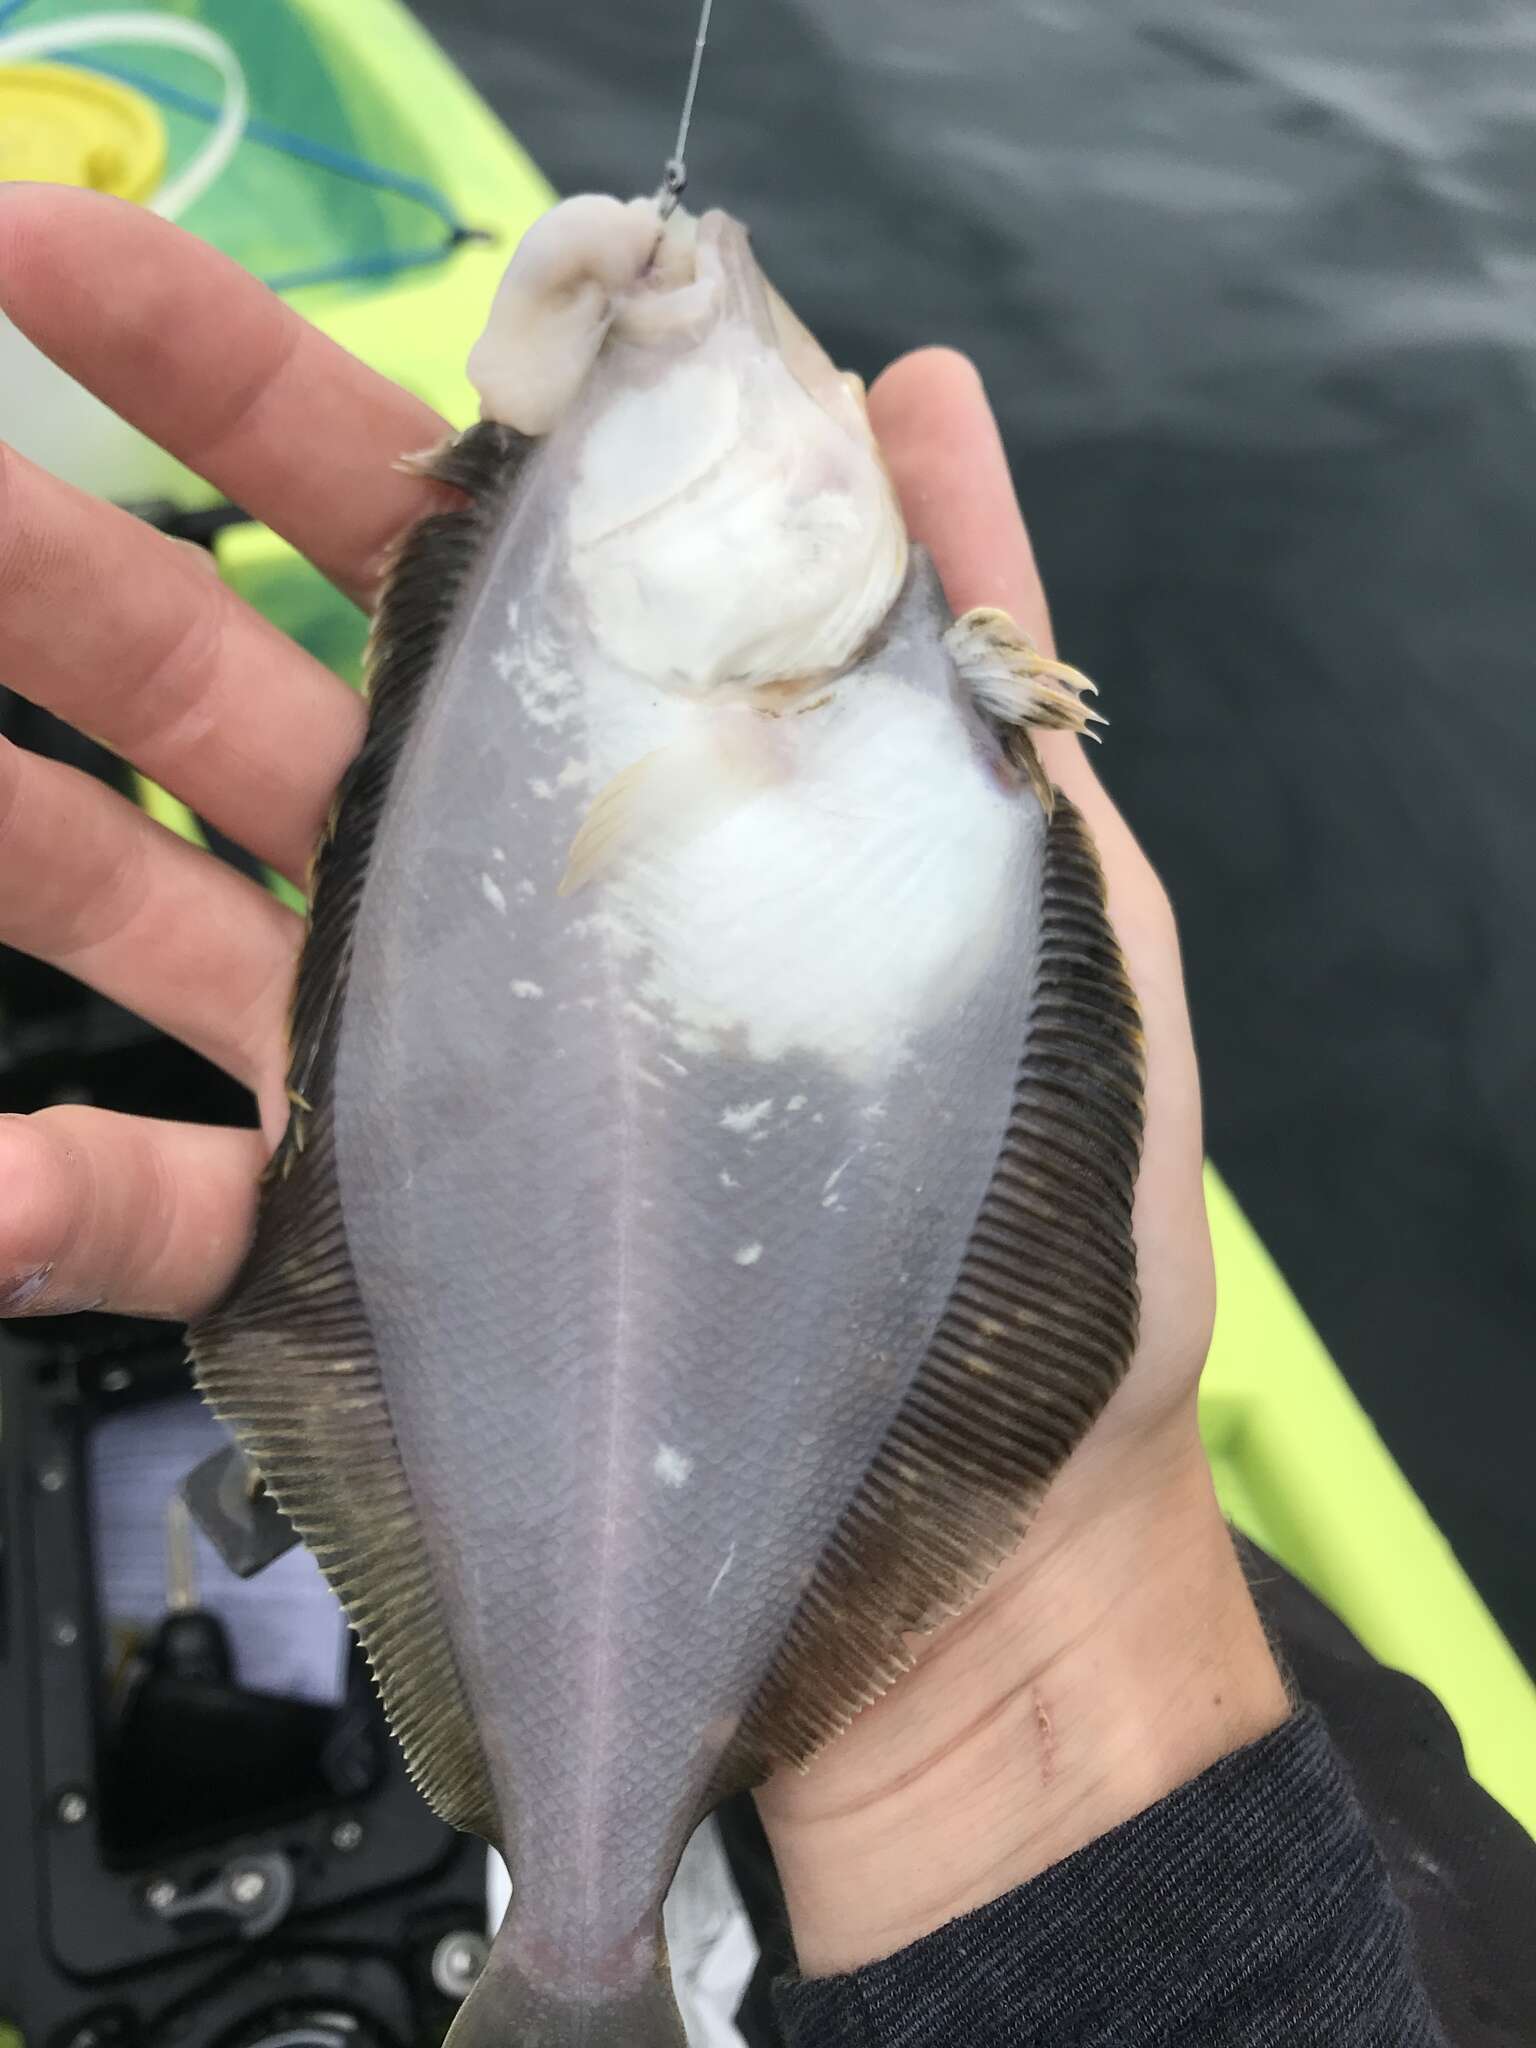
[{"xmin": 771, "ymin": 1711, "xmax": 1447, "ymax": 2048}]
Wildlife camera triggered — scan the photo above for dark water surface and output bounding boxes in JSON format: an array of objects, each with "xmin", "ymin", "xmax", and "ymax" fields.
[{"xmin": 417, "ymin": 0, "xmax": 1536, "ymax": 1668}]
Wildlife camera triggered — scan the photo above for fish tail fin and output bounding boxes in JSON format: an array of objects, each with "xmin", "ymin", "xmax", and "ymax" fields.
[{"xmin": 445, "ymin": 1934, "xmax": 686, "ymax": 2047}]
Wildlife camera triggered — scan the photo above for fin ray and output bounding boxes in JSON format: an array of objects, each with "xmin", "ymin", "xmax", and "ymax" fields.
[
  {"xmin": 189, "ymin": 421, "xmax": 534, "ymax": 1840},
  {"xmin": 726, "ymin": 793, "xmax": 1145, "ymax": 1776},
  {"xmin": 946, "ymin": 607, "xmax": 1106, "ymax": 782}
]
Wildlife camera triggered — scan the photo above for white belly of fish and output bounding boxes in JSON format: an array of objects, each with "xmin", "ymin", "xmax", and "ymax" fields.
[{"xmin": 580, "ymin": 664, "xmax": 1023, "ymax": 1088}]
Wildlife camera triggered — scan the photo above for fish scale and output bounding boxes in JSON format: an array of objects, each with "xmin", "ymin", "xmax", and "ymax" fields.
[{"xmin": 190, "ymin": 194, "xmax": 1143, "ymax": 2046}]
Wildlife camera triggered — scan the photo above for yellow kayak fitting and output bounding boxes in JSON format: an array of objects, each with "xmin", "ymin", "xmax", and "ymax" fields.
[{"xmin": 0, "ymin": 59, "xmax": 167, "ymax": 198}]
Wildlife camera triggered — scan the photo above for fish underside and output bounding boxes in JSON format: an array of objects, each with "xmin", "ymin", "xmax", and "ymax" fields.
[{"xmin": 190, "ymin": 196, "xmax": 1144, "ymax": 2048}]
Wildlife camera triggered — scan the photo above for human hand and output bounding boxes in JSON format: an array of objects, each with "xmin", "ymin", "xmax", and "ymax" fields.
[
  {"xmin": 0, "ymin": 187, "xmax": 1285, "ymax": 1970},
  {"xmin": 0, "ymin": 183, "xmax": 450, "ymax": 1316},
  {"xmin": 755, "ymin": 351, "xmax": 1289, "ymax": 1973}
]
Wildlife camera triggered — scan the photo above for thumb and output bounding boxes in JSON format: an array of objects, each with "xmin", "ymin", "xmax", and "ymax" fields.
[{"xmin": 867, "ymin": 346, "xmax": 1100, "ymax": 806}]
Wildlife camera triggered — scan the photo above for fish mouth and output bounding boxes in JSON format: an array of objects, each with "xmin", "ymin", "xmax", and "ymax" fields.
[
  {"xmin": 621, "ymin": 208, "xmax": 871, "ymax": 444},
  {"xmin": 615, "ymin": 206, "xmax": 755, "ymax": 344},
  {"xmin": 468, "ymin": 189, "xmax": 865, "ymax": 444}
]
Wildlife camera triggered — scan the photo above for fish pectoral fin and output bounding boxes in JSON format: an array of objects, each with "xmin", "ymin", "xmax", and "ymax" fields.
[
  {"xmin": 559, "ymin": 721, "xmax": 784, "ymax": 896},
  {"xmin": 945, "ymin": 605, "xmax": 1105, "ymax": 740},
  {"xmin": 559, "ymin": 748, "xmax": 674, "ymax": 896}
]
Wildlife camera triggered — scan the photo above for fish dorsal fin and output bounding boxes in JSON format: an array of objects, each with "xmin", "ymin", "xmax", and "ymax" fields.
[
  {"xmin": 189, "ymin": 422, "xmax": 534, "ymax": 1841},
  {"xmin": 726, "ymin": 792, "xmax": 1145, "ymax": 1777}
]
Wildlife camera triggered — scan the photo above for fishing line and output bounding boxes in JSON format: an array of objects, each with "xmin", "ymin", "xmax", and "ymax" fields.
[{"xmin": 659, "ymin": 0, "xmax": 715, "ymax": 217}]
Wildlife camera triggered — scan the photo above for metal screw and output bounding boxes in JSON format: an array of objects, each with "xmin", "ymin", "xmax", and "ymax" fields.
[
  {"xmin": 228, "ymin": 1865, "xmax": 269, "ymax": 1907},
  {"xmin": 55, "ymin": 1789, "xmax": 90, "ymax": 1826},
  {"xmin": 330, "ymin": 1817, "xmax": 364, "ymax": 1853},
  {"xmin": 51, "ymin": 1614, "xmax": 80, "ymax": 1648},
  {"xmin": 145, "ymin": 1877, "xmax": 179, "ymax": 1914},
  {"xmin": 38, "ymin": 1462, "xmax": 67, "ymax": 1494},
  {"xmin": 431, "ymin": 1930, "xmax": 489, "ymax": 2001},
  {"xmin": 100, "ymin": 1366, "xmax": 133, "ymax": 1394}
]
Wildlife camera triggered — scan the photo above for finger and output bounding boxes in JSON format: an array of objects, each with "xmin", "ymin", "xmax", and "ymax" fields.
[
  {"xmin": 0, "ymin": 183, "xmax": 448, "ymax": 604},
  {"xmin": 868, "ymin": 347, "xmax": 1176, "ymax": 1037},
  {"xmin": 0, "ymin": 737, "xmax": 299, "ymax": 1112},
  {"xmin": 868, "ymin": 348, "xmax": 1095, "ymax": 799},
  {"xmin": 0, "ymin": 1108, "xmax": 265, "ymax": 1321},
  {"xmin": 870, "ymin": 351, "xmax": 1211, "ymax": 1412},
  {"xmin": 0, "ymin": 444, "xmax": 363, "ymax": 880},
  {"xmin": 869, "ymin": 349, "xmax": 1054, "ymax": 652}
]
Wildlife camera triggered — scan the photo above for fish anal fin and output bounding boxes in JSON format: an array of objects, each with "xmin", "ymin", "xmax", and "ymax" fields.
[
  {"xmin": 946, "ymin": 605, "xmax": 1105, "ymax": 742},
  {"xmin": 190, "ymin": 420, "xmax": 536, "ymax": 1842},
  {"xmin": 191, "ymin": 1097, "xmax": 500, "ymax": 1840},
  {"xmin": 724, "ymin": 794, "xmax": 1145, "ymax": 1780}
]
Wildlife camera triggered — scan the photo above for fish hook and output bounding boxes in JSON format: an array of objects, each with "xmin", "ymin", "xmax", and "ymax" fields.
[{"xmin": 658, "ymin": 0, "xmax": 715, "ymax": 220}]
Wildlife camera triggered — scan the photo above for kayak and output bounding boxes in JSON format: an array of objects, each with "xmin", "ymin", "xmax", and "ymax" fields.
[{"xmin": 2, "ymin": 0, "xmax": 1531, "ymax": 1842}]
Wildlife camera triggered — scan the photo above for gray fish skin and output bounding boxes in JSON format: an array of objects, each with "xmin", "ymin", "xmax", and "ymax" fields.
[{"xmin": 339, "ymin": 206, "xmax": 1042, "ymax": 2029}]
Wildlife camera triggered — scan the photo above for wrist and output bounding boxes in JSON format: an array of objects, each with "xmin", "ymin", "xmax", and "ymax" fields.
[{"xmin": 756, "ymin": 1417, "xmax": 1289, "ymax": 1976}]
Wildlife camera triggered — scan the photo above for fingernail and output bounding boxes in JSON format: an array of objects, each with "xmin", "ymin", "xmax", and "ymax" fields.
[{"xmin": 0, "ymin": 1265, "xmax": 54, "ymax": 1314}]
